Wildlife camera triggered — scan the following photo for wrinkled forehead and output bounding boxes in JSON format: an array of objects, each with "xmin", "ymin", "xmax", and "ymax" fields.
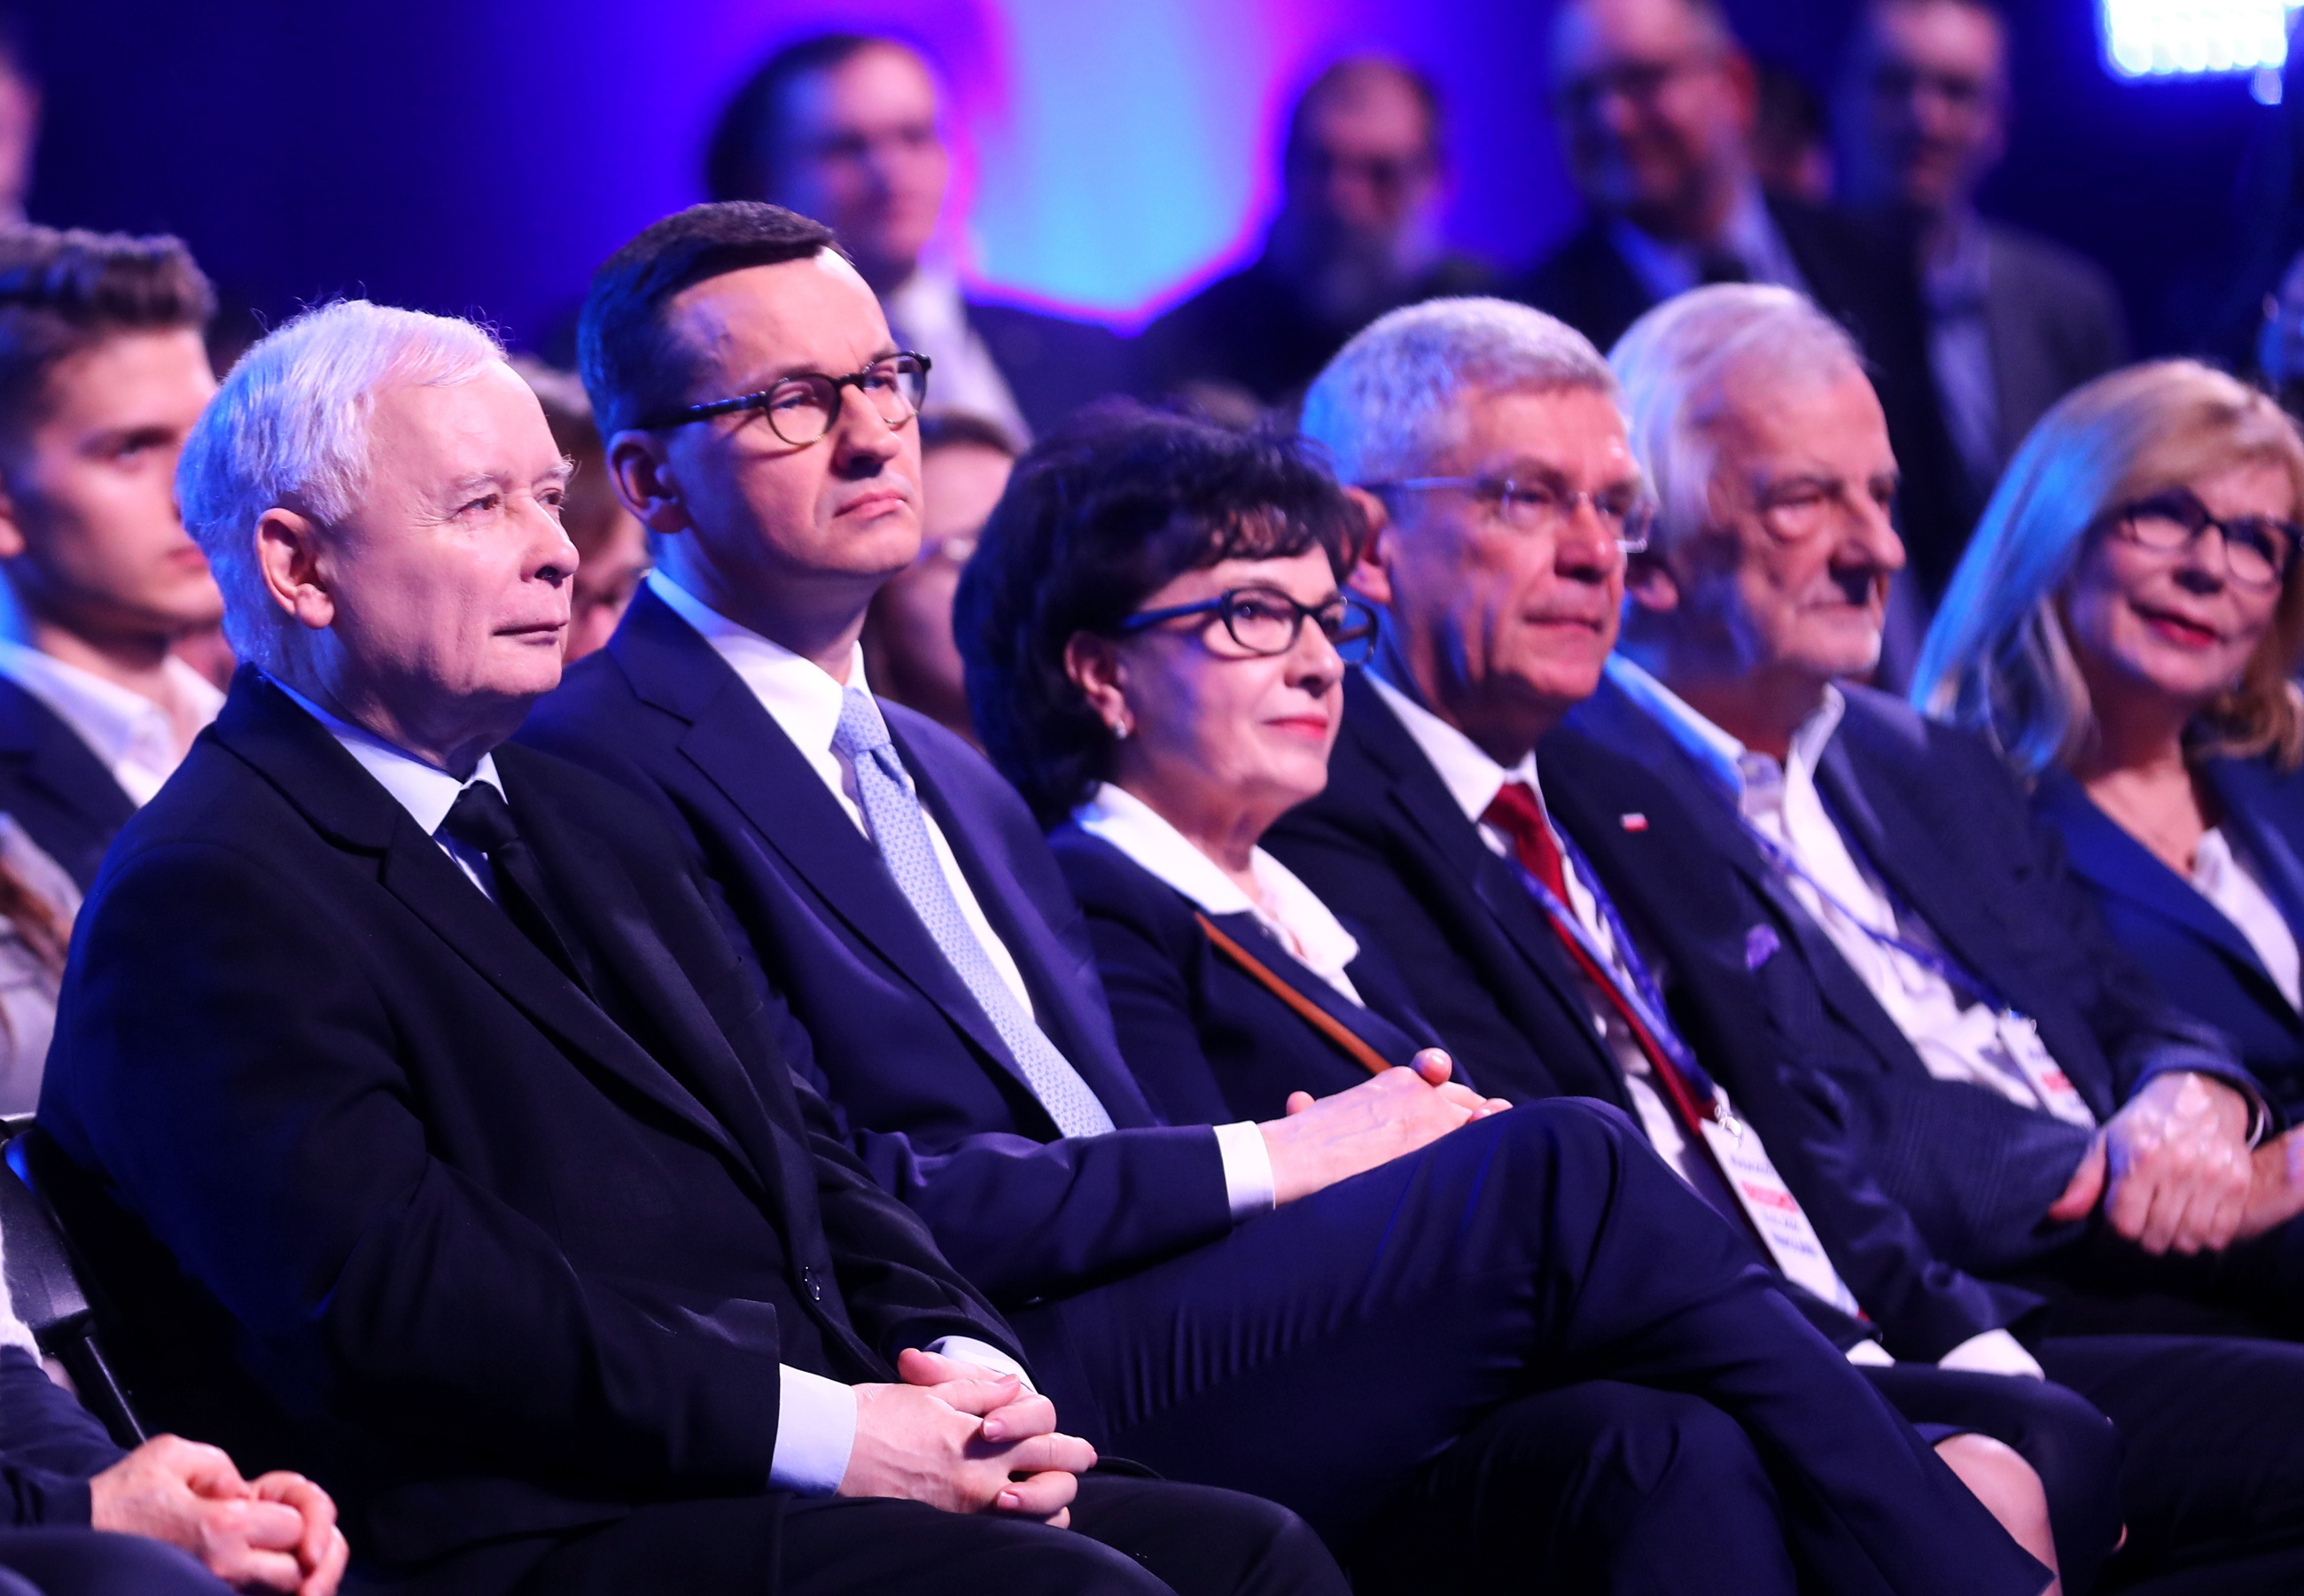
[{"xmin": 1428, "ymin": 382, "xmax": 1639, "ymax": 480}]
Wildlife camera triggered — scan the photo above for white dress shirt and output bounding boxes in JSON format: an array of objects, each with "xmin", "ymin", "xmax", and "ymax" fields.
[
  {"xmin": 2192, "ymin": 826, "xmax": 2303, "ymax": 1012},
  {"xmin": 882, "ymin": 264, "xmax": 1032, "ymax": 447},
  {"xmin": 1607, "ymin": 657, "xmax": 2097, "ymax": 1131},
  {"xmin": 269, "ymin": 673, "xmax": 1028, "ymax": 1493},
  {"xmin": 1074, "ymin": 782, "xmax": 1365, "ymax": 1005},
  {"xmin": 650, "ymin": 574, "xmax": 1274, "ymax": 1220},
  {"xmin": 0, "ymin": 642, "xmax": 224, "ymax": 806},
  {"xmin": 1369, "ymin": 672, "xmax": 2057, "ymax": 1373}
]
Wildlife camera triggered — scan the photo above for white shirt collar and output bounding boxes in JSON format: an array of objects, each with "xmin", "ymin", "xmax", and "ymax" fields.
[
  {"xmin": 264, "ymin": 673, "xmax": 503, "ymax": 835},
  {"xmin": 1603, "ymin": 654, "xmax": 1843, "ymax": 816},
  {"xmin": 647, "ymin": 570, "xmax": 870, "ymax": 768},
  {"xmin": 883, "ymin": 263, "xmax": 972, "ymax": 346},
  {"xmin": 1073, "ymin": 782, "xmax": 1364, "ymax": 998},
  {"xmin": 0, "ymin": 641, "xmax": 224, "ymax": 803},
  {"xmin": 1366, "ymin": 667, "xmax": 1543, "ymax": 824}
]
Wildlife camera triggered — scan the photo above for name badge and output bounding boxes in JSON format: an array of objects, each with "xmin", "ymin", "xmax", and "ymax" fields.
[
  {"xmin": 1989, "ymin": 1010, "xmax": 2096, "ymax": 1129},
  {"xmin": 1699, "ymin": 1110, "xmax": 1862, "ymax": 1317}
]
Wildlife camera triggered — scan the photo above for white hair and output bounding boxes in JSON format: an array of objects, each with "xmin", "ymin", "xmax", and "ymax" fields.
[
  {"xmin": 176, "ymin": 300, "xmax": 506, "ymax": 672},
  {"xmin": 1608, "ymin": 284, "xmax": 1869, "ymax": 554},
  {"xmin": 1298, "ymin": 296, "xmax": 1619, "ymax": 487}
]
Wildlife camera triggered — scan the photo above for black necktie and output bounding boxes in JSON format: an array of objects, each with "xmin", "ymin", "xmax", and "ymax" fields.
[
  {"xmin": 1697, "ymin": 249, "xmax": 1750, "ymax": 286},
  {"xmin": 440, "ymin": 781, "xmax": 592, "ymax": 993}
]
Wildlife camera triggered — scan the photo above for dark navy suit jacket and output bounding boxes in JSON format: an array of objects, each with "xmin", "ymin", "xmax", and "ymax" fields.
[
  {"xmin": 1263, "ymin": 671, "xmax": 2038, "ymax": 1359},
  {"xmin": 518, "ymin": 588, "xmax": 1236, "ymax": 1305},
  {"xmin": 968, "ymin": 300, "xmax": 1139, "ymax": 439},
  {"xmin": 1568, "ymin": 673, "xmax": 2254, "ymax": 1278},
  {"xmin": 1046, "ymin": 822, "xmax": 1444, "ymax": 1126},
  {"xmin": 2036, "ymin": 754, "xmax": 2304, "ymax": 1122},
  {"xmin": 0, "ymin": 1347, "xmax": 120, "ymax": 1527},
  {"xmin": 0, "ymin": 679, "xmax": 134, "ymax": 892},
  {"xmin": 40, "ymin": 672, "xmax": 1017, "ymax": 1585}
]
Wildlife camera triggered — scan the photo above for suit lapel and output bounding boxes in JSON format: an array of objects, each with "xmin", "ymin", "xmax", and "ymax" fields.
[
  {"xmin": 612, "ymin": 591, "xmax": 1051, "ymax": 1104},
  {"xmin": 0, "ymin": 678, "xmax": 136, "ymax": 876},
  {"xmin": 2041, "ymin": 766, "xmax": 2267, "ymax": 977},
  {"xmin": 1569, "ymin": 678, "xmax": 1922, "ymax": 1073},
  {"xmin": 1344, "ymin": 673, "xmax": 1631, "ymax": 1105},
  {"xmin": 2207, "ymin": 757, "xmax": 2304, "ymax": 942},
  {"xmin": 218, "ymin": 673, "xmax": 757, "ymax": 1186},
  {"xmin": 1204, "ymin": 907, "xmax": 1423, "ymax": 1068}
]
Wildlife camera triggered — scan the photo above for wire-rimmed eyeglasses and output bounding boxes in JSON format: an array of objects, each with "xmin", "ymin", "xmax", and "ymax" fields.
[
  {"xmin": 1113, "ymin": 587, "xmax": 1379, "ymax": 665},
  {"xmin": 1366, "ymin": 476, "xmax": 1654, "ymax": 554},
  {"xmin": 636, "ymin": 352, "xmax": 932, "ymax": 446}
]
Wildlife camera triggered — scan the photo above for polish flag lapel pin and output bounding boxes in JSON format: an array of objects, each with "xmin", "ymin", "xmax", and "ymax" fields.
[{"xmin": 1620, "ymin": 814, "xmax": 1649, "ymax": 832}]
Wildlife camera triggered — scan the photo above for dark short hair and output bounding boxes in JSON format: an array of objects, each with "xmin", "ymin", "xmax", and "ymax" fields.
[
  {"xmin": 920, "ymin": 409, "xmax": 1020, "ymax": 460},
  {"xmin": 704, "ymin": 33, "xmax": 893, "ymax": 203},
  {"xmin": 0, "ymin": 225, "xmax": 214, "ymax": 448},
  {"xmin": 576, "ymin": 200, "xmax": 843, "ymax": 437},
  {"xmin": 956, "ymin": 402, "xmax": 1362, "ymax": 824},
  {"xmin": 1283, "ymin": 57, "xmax": 1442, "ymax": 171}
]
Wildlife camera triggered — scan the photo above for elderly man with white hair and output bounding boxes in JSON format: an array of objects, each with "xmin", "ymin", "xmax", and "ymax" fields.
[
  {"xmin": 1268, "ymin": 291, "xmax": 2229, "ymax": 1592},
  {"xmin": 27, "ymin": 296, "xmax": 1352, "ymax": 1596},
  {"xmin": 1554, "ymin": 281, "xmax": 2304, "ymax": 1590}
]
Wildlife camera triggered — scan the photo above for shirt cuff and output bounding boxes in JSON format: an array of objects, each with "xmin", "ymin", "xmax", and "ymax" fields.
[
  {"xmin": 1843, "ymin": 1338, "xmax": 1895, "ymax": 1366},
  {"xmin": 1213, "ymin": 1122, "xmax": 1277, "ymax": 1219},
  {"xmin": 1936, "ymin": 1327, "xmax": 2045, "ymax": 1380},
  {"xmin": 768, "ymin": 1364, "xmax": 858, "ymax": 1496},
  {"xmin": 926, "ymin": 1335, "xmax": 1038, "ymax": 1394}
]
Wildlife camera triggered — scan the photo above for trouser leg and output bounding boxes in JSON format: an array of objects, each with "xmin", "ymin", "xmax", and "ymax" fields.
[{"xmin": 1064, "ymin": 1474, "xmax": 1347, "ymax": 1596}]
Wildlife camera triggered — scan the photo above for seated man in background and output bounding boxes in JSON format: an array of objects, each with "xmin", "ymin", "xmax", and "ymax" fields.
[
  {"xmin": 1836, "ymin": 0, "xmax": 2126, "ymax": 510},
  {"xmin": 524, "ymin": 197, "xmax": 2051, "ymax": 1596},
  {"xmin": 860, "ymin": 410, "xmax": 1014, "ymax": 744},
  {"xmin": 1515, "ymin": 0, "xmax": 1968, "ymax": 609},
  {"xmin": 0, "ymin": 1264, "xmax": 345, "ymax": 1596},
  {"xmin": 0, "ymin": 225, "xmax": 225, "ymax": 891},
  {"xmin": 38, "ymin": 295, "xmax": 1341, "ymax": 1596},
  {"xmin": 1553, "ymin": 282, "xmax": 2304, "ymax": 1587},
  {"xmin": 1141, "ymin": 58, "xmax": 1490, "ymax": 413},
  {"xmin": 513, "ymin": 360, "xmax": 650, "ymax": 661},
  {"xmin": 707, "ymin": 33, "xmax": 1133, "ymax": 442}
]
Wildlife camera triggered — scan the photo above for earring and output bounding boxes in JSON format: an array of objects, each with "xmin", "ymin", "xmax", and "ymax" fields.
[{"xmin": 1111, "ymin": 718, "xmax": 1133, "ymax": 741}]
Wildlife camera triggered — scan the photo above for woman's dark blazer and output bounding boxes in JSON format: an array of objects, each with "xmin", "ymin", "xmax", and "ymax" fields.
[
  {"xmin": 2034, "ymin": 754, "xmax": 2304, "ymax": 1119},
  {"xmin": 1046, "ymin": 822, "xmax": 1451, "ymax": 1125}
]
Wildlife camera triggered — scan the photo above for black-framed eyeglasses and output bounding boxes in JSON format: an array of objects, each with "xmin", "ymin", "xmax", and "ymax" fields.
[
  {"xmin": 1113, "ymin": 587, "xmax": 1378, "ymax": 665},
  {"xmin": 1366, "ymin": 476, "xmax": 1654, "ymax": 554},
  {"xmin": 2103, "ymin": 487, "xmax": 2300, "ymax": 593},
  {"xmin": 636, "ymin": 352, "xmax": 932, "ymax": 446}
]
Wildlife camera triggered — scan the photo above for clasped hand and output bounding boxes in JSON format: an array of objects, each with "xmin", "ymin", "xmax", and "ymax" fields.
[
  {"xmin": 1258, "ymin": 1049, "xmax": 1512, "ymax": 1206},
  {"xmin": 840, "ymin": 1348, "xmax": 1094, "ymax": 1528},
  {"xmin": 89, "ymin": 1434, "xmax": 347, "ymax": 1595},
  {"xmin": 2048, "ymin": 1070, "xmax": 2253, "ymax": 1254}
]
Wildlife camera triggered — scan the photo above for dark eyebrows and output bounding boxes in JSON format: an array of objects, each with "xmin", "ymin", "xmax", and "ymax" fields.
[{"xmin": 720, "ymin": 346, "xmax": 907, "ymax": 398}]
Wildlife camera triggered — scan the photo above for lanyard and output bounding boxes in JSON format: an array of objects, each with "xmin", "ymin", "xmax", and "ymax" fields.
[{"xmin": 1737, "ymin": 812, "xmax": 2014, "ymax": 1016}]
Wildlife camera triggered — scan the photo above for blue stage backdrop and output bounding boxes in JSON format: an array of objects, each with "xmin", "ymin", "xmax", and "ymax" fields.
[{"xmin": 17, "ymin": 0, "xmax": 2301, "ymax": 360}]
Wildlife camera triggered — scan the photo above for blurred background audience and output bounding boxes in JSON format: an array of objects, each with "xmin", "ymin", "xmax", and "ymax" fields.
[{"xmin": 514, "ymin": 358, "xmax": 649, "ymax": 661}]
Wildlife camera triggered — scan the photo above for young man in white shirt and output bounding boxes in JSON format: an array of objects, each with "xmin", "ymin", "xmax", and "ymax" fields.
[{"xmin": 0, "ymin": 225, "xmax": 224, "ymax": 888}]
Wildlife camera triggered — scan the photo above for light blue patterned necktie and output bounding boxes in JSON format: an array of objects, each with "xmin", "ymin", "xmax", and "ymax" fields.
[{"xmin": 832, "ymin": 689, "xmax": 1117, "ymax": 1138}]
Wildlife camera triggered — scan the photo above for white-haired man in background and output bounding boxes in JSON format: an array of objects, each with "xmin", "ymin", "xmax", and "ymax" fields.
[
  {"xmin": 32, "ymin": 296, "xmax": 1339, "ymax": 1596},
  {"xmin": 1568, "ymin": 280, "xmax": 2304, "ymax": 1590}
]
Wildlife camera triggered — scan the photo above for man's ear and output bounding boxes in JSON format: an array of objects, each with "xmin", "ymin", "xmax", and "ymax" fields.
[
  {"xmin": 607, "ymin": 430, "xmax": 694, "ymax": 537},
  {"xmin": 1341, "ymin": 487, "xmax": 1396, "ymax": 609},
  {"xmin": 1623, "ymin": 547, "xmax": 1683, "ymax": 617},
  {"xmin": 254, "ymin": 508, "xmax": 336, "ymax": 633},
  {"xmin": 1062, "ymin": 631, "xmax": 1132, "ymax": 736}
]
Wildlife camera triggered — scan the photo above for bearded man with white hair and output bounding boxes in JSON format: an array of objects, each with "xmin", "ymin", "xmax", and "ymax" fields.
[
  {"xmin": 27, "ymin": 296, "xmax": 1347, "ymax": 1596},
  {"xmin": 1556, "ymin": 280, "xmax": 2304, "ymax": 1591}
]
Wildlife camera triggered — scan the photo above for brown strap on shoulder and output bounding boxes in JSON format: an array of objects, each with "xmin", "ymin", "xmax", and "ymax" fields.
[{"xmin": 1194, "ymin": 912, "xmax": 1393, "ymax": 1078}]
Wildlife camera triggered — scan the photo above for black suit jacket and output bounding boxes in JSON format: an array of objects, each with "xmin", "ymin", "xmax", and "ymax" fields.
[
  {"xmin": 966, "ymin": 299, "xmax": 1139, "ymax": 440},
  {"xmin": 1046, "ymin": 822, "xmax": 1444, "ymax": 1126},
  {"xmin": 1511, "ymin": 199, "xmax": 1974, "ymax": 597},
  {"xmin": 1568, "ymin": 673, "xmax": 2255, "ymax": 1276},
  {"xmin": 2037, "ymin": 753, "xmax": 2304, "ymax": 1122},
  {"xmin": 36, "ymin": 671, "xmax": 1017, "ymax": 1581},
  {"xmin": 0, "ymin": 679, "xmax": 134, "ymax": 892},
  {"xmin": 0, "ymin": 1346, "xmax": 120, "ymax": 1527},
  {"xmin": 1979, "ymin": 221, "xmax": 2127, "ymax": 472},
  {"xmin": 517, "ymin": 588, "xmax": 1236, "ymax": 1305},
  {"xmin": 1264, "ymin": 671, "xmax": 2039, "ymax": 1359}
]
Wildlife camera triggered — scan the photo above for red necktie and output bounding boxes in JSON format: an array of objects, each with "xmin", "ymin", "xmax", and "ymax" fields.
[{"xmin": 1482, "ymin": 782, "xmax": 1718, "ymax": 1143}]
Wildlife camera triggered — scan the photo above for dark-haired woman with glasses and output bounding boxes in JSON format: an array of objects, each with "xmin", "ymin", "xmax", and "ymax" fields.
[
  {"xmin": 960, "ymin": 406, "xmax": 1498, "ymax": 1125},
  {"xmin": 1914, "ymin": 360, "xmax": 2304, "ymax": 1119}
]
